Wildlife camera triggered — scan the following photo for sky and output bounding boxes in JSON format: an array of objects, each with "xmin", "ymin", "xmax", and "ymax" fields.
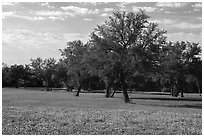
[{"xmin": 2, "ymin": 1, "xmax": 202, "ymax": 65}]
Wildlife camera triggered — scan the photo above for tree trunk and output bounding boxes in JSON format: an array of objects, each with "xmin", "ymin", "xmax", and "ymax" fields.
[
  {"xmin": 105, "ymin": 84, "xmax": 111, "ymax": 98},
  {"xmin": 65, "ymin": 82, "xmax": 71, "ymax": 91},
  {"xmin": 180, "ymin": 90, "xmax": 184, "ymax": 97},
  {"xmin": 88, "ymin": 80, "xmax": 91, "ymax": 92},
  {"xmin": 171, "ymin": 81, "xmax": 179, "ymax": 97},
  {"xmin": 66, "ymin": 84, "xmax": 69, "ymax": 91},
  {"xmin": 46, "ymin": 86, "xmax": 49, "ymax": 91},
  {"xmin": 196, "ymin": 80, "xmax": 201, "ymax": 96},
  {"xmin": 46, "ymin": 82, "xmax": 50, "ymax": 91},
  {"xmin": 120, "ymin": 72, "xmax": 130, "ymax": 103},
  {"xmin": 171, "ymin": 84, "xmax": 177, "ymax": 97},
  {"xmin": 15, "ymin": 80, "xmax": 19, "ymax": 88},
  {"xmin": 76, "ymin": 85, "xmax": 81, "ymax": 96},
  {"xmin": 130, "ymin": 85, "xmax": 133, "ymax": 93},
  {"xmin": 111, "ymin": 90, "xmax": 116, "ymax": 98},
  {"xmin": 122, "ymin": 84, "xmax": 130, "ymax": 103}
]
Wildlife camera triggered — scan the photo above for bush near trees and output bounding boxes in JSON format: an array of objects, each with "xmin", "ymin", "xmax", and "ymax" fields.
[{"xmin": 2, "ymin": 10, "xmax": 202, "ymax": 102}]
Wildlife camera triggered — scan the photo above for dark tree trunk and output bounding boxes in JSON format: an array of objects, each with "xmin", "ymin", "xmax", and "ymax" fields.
[
  {"xmin": 180, "ymin": 78, "xmax": 184, "ymax": 97},
  {"xmin": 171, "ymin": 85, "xmax": 176, "ymax": 96},
  {"xmin": 15, "ymin": 79, "xmax": 19, "ymax": 88},
  {"xmin": 46, "ymin": 86, "xmax": 49, "ymax": 91},
  {"xmin": 105, "ymin": 84, "xmax": 111, "ymax": 98},
  {"xmin": 88, "ymin": 80, "xmax": 91, "ymax": 92},
  {"xmin": 76, "ymin": 85, "xmax": 81, "ymax": 96},
  {"xmin": 46, "ymin": 81, "xmax": 50, "ymax": 91},
  {"xmin": 171, "ymin": 83, "xmax": 179, "ymax": 97},
  {"xmin": 196, "ymin": 80, "xmax": 201, "ymax": 96},
  {"xmin": 180, "ymin": 90, "xmax": 184, "ymax": 97},
  {"xmin": 103, "ymin": 77, "xmax": 111, "ymax": 98},
  {"xmin": 110, "ymin": 90, "xmax": 116, "ymax": 98},
  {"xmin": 129, "ymin": 85, "xmax": 133, "ymax": 93},
  {"xmin": 180, "ymin": 82, "xmax": 184, "ymax": 97},
  {"xmin": 66, "ymin": 84, "xmax": 69, "ymax": 91},
  {"xmin": 121, "ymin": 83, "xmax": 130, "ymax": 103},
  {"xmin": 120, "ymin": 72, "xmax": 130, "ymax": 103},
  {"xmin": 65, "ymin": 82, "xmax": 71, "ymax": 91}
]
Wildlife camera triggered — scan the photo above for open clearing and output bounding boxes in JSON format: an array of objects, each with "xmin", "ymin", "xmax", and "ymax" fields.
[{"xmin": 2, "ymin": 88, "xmax": 202, "ymax": 135}]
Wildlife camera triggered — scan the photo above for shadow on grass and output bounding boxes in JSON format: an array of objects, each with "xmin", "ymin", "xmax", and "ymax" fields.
[
  {"xmin": 130, "ymin": 97, "xmax": 202, "ymax": 102},
  {"xmin": 134, "ymin": 103, "xmax": 202, "ymax": 109},
  {"xmin": 130, "ymin": 97, "xmax": 202, "ymax": 109}
]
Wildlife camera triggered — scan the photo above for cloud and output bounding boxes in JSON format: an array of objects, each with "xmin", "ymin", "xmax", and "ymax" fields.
[
  {"xmin": 167, "ymin": 32, "xmax": 202, "ymax": 44},
  {"xmin": 103, "ymin": 8, "xmax": 114, "ymax": 12},
  {"xmin": 116, "ymin": 2, "xmax": 130, "ymax": 9},
  {"xmin": 2, "ymin": 11, "xmax": 46, "ymax": 20},
  {"xmin": 61, "ymin": 6, "xmax": 90, "ymax": 14},
  {"xmin": 192, "ymin": 3, "xmax": 202, "ymax": 8},
  {"xmin": 149, "ymin": 18, "xmax": 175, "ymax": 25},
  {"xmin": 31, "ymin": 16, "xmax": 46, "ymax": 20},
  {"xmin": 2, "ymin": 2, "xmax": 15, "ymax": 6},
  {"xmin": 84, "ymin": 18, "xmax": 93, "ymax": 21},
  {"xmin": 2, "ymin": 29, "xmax": 89, "ymax": 64},
  {"xmin": 150, "ymin": 18, "xmax": 201, "ymax": 29},
  {"xmin": 174, "ymin": 22, "xmax": 202, "ymax": 29},
  {"xmin": 92, "ymin": 9, "xmax": 100, "ymax": 14},
  {"xmin": 132, "ymin": 6, "xmax": 157, "ymax": 12},
  {"xmin": 116, "ymin": 2, "xmax": 133, "ymax": 11},
  {"xmin": 192, "ymin": 3, "xmax": 202, "ymax": 11},
  {"xmin": 3, "ymin": 29, "xmax": 59, "ymax": 49},
  {"xmin": 82, "ymin": 2, "xmax": 106, "ymax": 6},
  {"xmin": 2, "ymin": 11, "xmax": 15, "ymax": 18},
  {"xmin": 101, "ymin": 13, "xmax": 111, "ymax": 17},
  {"xmin": 3, "ymin": 8, "xmax": 98, "ymax": 21},
  {"xmin": 48, "ymin": 16, "xmax": 65, "ymax": 20},
  {"xmin": 61, "ymin": 6, "xmax": 99, "ymax": 16},
  {"xmin": 156, "ymin": 2, "xmax": 187, "ymax": 8},
  {"xmin": 35, "ymin": 11, "xmax": 64, "ymax": 16},
  {"xmin": 35, "ymin": 11, "xmax": 74, "ymax": 19},
  {"xmin": 164, "ymin": 11, "xmax": 176, "ymax": 14},
  {"xmin": 3, "ymin": 29, "xmax": 89, "ymax": 50},
  {"xmin": 35, "ymin": 8, "xmax": 99, "ymax": 19},
  {"xmin": 40, "ymin": 2, "xmax": 55, "ymax": 9},
  {"xmin": 101, "ymin": 8, "xmax": 114, "ymax": 17}
]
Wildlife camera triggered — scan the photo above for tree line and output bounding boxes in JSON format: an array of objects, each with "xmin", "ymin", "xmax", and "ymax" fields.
[{"xmin": 2, "ymin": 10, "xmax": 202, "ymax": 103}]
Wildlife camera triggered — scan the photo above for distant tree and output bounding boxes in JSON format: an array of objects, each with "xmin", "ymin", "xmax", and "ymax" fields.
[
  {"xmin": 30, "ymin": 57, "xmax": 57, "ymax": 91},
  {"xmin": 90, "ymin": 10, "xmax": 167, "ymax": 102},
  {"xmin": 55, "ymin": 59, "xmax": 74, "ymax": 91},
  {"xmin": 21, "ymin": 64, "xmax": 32, "ymax": 87},
  {"xmin": 2, "ymin": 63, "xmax": 12, "ymax": 87},
  {"xmin": 85, "ymin": 42, "xmax": 120, "ymax": 97},
  {"xmin": 60, "ymin": 40, "xmax": 89, "ymax": 96},
  {"xmin": 30, "ymin": 57, "xmax": 44, "ymax": 83},
  {"xmin": 9, "ymin": 64, "xmax": 25, "ymax": 88},
  {"xmin": 160, "ymin": 41, "xmax": 201, "ymax": 97},
  {"xmin": 43, "ymin": 58, "xmax": 58, "ymax": 91}
]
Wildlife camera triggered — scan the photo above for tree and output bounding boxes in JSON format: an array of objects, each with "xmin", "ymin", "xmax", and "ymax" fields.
[
  {"xmin": 9, "ymin": 64, "xmax": 26, "ymax": 88},
  {"xmin": 85, "ymin": 43, "xmax": 120, "ymax": 97},
  {"xmin": 90, "ymin": 10, "xmax": 167, "ymax": 102},
  {"xmin": 2, "ymin": 63, "xmax": 12, "ymax": 87},
  {"xmin": 60, "ymin": 40, "xmax": 89, "ymax": 96},
  {"xmin": 159, "ymin": 41, "xmax": 201, "ymax": 97},
  {"xmin": 30, "ymin": 57, "xmax": 57, "ymax": 91},
  {"xmin": 55, "ymin": 59, "xmax": 74, "ymax": 91}
]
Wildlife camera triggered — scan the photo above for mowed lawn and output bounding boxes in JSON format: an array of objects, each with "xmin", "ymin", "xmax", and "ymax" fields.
[{"xmin": 2, "ymin": 88, "xmax": 202, "ymax": 135}]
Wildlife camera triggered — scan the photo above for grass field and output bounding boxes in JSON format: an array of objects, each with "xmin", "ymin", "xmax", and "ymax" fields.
[{"xmin": 2, "ymin": 88, "xmax": 202, "ymax": 135}]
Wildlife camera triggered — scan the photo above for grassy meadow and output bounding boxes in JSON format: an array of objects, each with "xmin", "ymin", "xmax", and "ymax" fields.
[{"xmin": 2, "ymin": 88, "xmax": 202, "ymax": 135}]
